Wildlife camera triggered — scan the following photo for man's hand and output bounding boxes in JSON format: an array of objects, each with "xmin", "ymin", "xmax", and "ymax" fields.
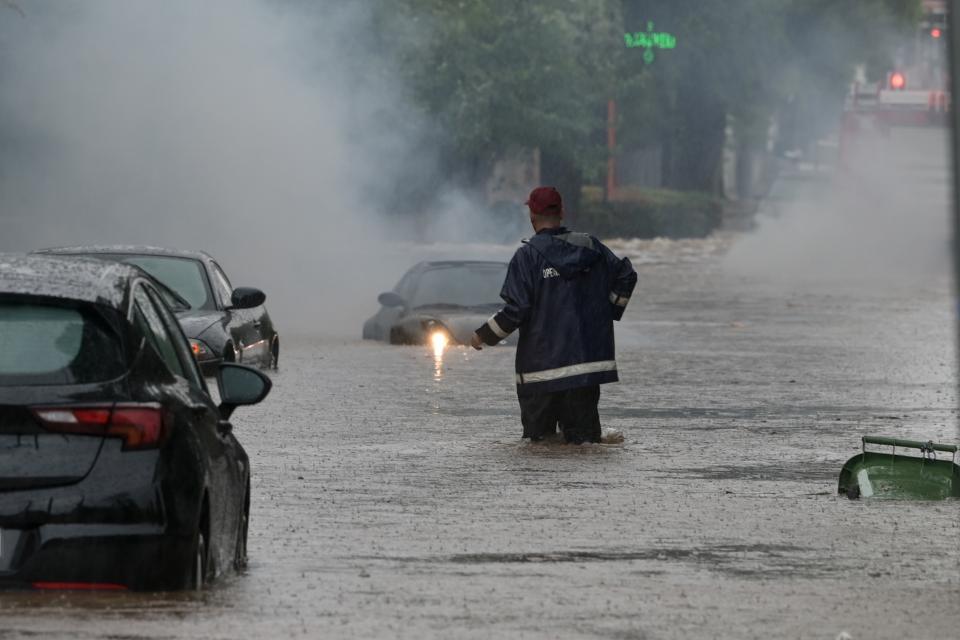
[{"xmin": 470, "ymin": 332, "xmax": 484, "ymax": 350}]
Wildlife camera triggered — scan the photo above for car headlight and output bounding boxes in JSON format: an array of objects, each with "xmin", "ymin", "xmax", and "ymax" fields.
[{"xmin": 189, "ymin": 339, "xmax": 215, "ymax": 361}]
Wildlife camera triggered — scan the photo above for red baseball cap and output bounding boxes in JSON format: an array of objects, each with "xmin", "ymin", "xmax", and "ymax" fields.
[{"xmin": 526, "ymin": 186, "xmax": 563, "ymax": 216}]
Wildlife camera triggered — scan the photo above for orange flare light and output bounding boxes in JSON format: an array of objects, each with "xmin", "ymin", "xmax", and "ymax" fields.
[{"xmin": 431, "ymin": 331, "xmax": 449, "ymax": 358}]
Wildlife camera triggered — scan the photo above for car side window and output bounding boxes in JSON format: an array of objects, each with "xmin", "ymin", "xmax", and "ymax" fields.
[
  {"xmin": 144, "ymin": 286, "xmax": 206, "ymax": 391},
  {"xmin": 210, "ymin": 263, "xmax": 234, "ymax": 308},
  {"xmin": 133, "ymin": 286, "xmax": 187, "ymax": 381}
]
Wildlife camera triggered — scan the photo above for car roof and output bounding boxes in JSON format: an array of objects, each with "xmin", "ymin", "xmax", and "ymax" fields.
[
  {"xmin": 37, "ymin": 244, "xmax": 214, "ymax": 263},
  {"xmin": 0, "ymin": 253, "xmax": 141, "ymax": 308}
]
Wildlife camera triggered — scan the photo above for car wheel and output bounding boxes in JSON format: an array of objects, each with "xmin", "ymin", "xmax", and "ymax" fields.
[
  {"xmin": 269, "ymin": 336, "xmax": 279, "ymax": 370},
  {"xmin": 185, "ymin": 501, "xmax": 211, "ymax": 590},
  {"xmin": 235, "ymin": 486, "xmax": 250, "ymax": 570},
  {"xmin": 191, "ymin": 529, "xmax": 208, "ymax": 590}
]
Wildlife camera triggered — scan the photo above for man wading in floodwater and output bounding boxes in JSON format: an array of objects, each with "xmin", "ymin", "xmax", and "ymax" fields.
[{"xmin": 470, "ymin": 186, "xmax": 637, "ymax": 443}]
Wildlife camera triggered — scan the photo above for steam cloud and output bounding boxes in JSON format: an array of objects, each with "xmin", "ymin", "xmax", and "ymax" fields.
[
  {"xmin": 723, "ymin": 127, "xmax": 952, "ymax": 292},
  {"xmin": 3, "ymin": 2, "xmax": 950, "ymax": 335},
  {"xmin": 0, "ymin": 0, "xmax": 511, "ymax": 336}
]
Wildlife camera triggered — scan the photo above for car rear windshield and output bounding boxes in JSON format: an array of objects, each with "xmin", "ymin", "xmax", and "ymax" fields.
[
  {"xmin": 102, "ymin": 255, "xmax": 214, "ymax": 311},
  {"xmin": 411, "ymin": 265, "xmax": 507, "ymax": 308},
  {"xmin": 0, "ymin": 302, "xmax": 125, "ymax": 386}
]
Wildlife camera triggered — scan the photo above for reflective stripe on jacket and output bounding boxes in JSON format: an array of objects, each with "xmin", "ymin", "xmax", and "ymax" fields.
[{"xmin": 475, "ymin": 227, "xmax": 637, "ymax": 396}]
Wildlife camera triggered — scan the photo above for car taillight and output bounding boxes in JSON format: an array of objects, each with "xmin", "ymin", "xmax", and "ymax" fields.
[
  {"xmin": 32, "ymin": 404, "xmax": 167, "ymax": 450},
  {"xmin": 189, "ymin": 338, "xmax": 214, "ymax": 360}
]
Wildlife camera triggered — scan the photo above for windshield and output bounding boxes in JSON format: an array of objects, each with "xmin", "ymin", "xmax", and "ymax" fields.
[
  {"xmin": 0, "ymin": 301, "xmax": 125, "ymax": 386},
  {"xmin": 102, "ymin": 255, "xmax": 214, "ymax": 311},
  {"xmin": 409, "ymin": 265, "xmax": 507, "ymax": 308}
]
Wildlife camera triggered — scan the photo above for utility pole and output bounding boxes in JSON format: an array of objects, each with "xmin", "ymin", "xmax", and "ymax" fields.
[
  {"xmin": 606, "ymin": 99, "xmax": 617, "ymax": 200},
  {"xmin": 949, "ymin": 1, "xmax": 960, "ymax": 407}
]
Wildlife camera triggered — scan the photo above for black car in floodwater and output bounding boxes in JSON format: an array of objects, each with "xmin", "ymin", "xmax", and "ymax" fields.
[
  {"xmin": 0, "ymin": 254, "xmax": 271, "ymax": 590},
  {"xmin": 362, "ymin": 261, "xmax": 514, "ymax": 345},
  {"xmin": 37, "ymin": 246, "xmax": 279, "ymax": 376}
]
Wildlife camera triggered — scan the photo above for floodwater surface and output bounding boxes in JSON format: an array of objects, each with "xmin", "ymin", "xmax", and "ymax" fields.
[{"xmin": 2, "ymin": 139, "xmax": 959, "ymax": 639}]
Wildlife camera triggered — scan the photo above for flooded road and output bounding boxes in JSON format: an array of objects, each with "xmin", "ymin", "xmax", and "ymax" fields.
[{"xmin": 3, "ymin": 159, "xmax": 960, "ymax": 636}]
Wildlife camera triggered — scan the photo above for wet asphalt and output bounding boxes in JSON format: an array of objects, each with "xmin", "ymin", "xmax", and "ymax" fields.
[{"xmin": 2, "ymin": 133, "xmax": 959, "ymax": 639}]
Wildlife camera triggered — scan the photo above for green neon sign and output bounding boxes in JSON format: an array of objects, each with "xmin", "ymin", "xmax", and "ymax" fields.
[{"xmin": 624, "ymin": 21, "xmax": 677, "ymax": 64}]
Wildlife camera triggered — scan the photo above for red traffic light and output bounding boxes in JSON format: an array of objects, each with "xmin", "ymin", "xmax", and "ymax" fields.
[
  {"xmin": 931, "ymin": 27, "xmax": 942, "ymax": 39},
  {"xmin": 889, "ymin": 72, "xmax": 906, "ymax": 90}
]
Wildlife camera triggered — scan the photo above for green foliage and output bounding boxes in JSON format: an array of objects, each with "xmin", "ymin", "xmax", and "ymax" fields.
[
  {"xmin": 578, "ymin": 186, "xmax": 722, "ymax": 239},
  {"xmin": 374, "ymin": 0, "xmax": 624, "ymax": 184}
]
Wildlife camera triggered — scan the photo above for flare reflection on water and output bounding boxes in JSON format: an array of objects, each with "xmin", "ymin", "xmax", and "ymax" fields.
[{"xmin": 431, "ymin": 330, "xmax": 449, "ymax": 380}]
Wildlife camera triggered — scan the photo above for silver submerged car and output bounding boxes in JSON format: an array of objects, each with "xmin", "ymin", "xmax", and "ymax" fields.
[{"xmin": 363, "ymin": 260, "xmax": 514, "ymax": 346}]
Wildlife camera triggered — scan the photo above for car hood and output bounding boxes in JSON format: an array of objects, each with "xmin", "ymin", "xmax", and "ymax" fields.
[
  {"xmin": 175, "ymin": 309, "xmax": 222, "ymax": 338},
  {"xmin": 412, "ymin": 307, "xmax": 515, "ymax": 344}
]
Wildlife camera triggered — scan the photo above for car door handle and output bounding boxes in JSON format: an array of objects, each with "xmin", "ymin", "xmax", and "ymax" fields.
[{"xmin": 253, "ymin": 321, "xmax": 262, "ymax": 328}]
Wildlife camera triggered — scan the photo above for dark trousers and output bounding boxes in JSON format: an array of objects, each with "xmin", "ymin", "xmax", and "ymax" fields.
[{"xmin": 518, "ymin": 385, "xmax": 601, "ymax": 444}]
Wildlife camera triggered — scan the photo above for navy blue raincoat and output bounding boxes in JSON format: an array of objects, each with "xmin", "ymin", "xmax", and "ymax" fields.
[{"xmin": 475, "ymin": 227, "xmax": 637, "ymax": 396}]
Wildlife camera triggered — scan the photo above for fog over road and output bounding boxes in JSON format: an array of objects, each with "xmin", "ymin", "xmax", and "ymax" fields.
[{"xmin": 2, "ymin": 130, "xmax": 959, "ymax": 638}]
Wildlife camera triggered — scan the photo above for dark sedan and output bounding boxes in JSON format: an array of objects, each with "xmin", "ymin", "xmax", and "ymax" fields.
[
  {"xmin": 37, "ymin": 246, "xmax": 279, "ymax": 376},
  {"xmin": 0, "ymin": 254, "xmax": 270, "ymax": 590},
  {"xmin": 362, "ymin": 261, "xmax": 513, "ymax": 347}
]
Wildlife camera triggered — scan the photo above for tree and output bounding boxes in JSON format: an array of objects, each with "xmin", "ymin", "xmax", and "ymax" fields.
[
  {"xmin": 371, "ymin": 0, "xmax": 921, "ymax": 207},
  {"xmin": 373, "ymin": 0, "xmax": 625, "ymax": 210}
]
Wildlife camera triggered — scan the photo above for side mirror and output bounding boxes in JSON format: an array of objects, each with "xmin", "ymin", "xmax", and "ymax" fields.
[
  {"xmin": 230, "ymin": 287, "xmax": 266, "ymax": 310},
  {"xmin": 217, "ymin": 363, "xmax": 272, "ymax": 420},
  {"xmin": 378, "ymin": 291, "xmax": 406, "ymax": 308}
]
